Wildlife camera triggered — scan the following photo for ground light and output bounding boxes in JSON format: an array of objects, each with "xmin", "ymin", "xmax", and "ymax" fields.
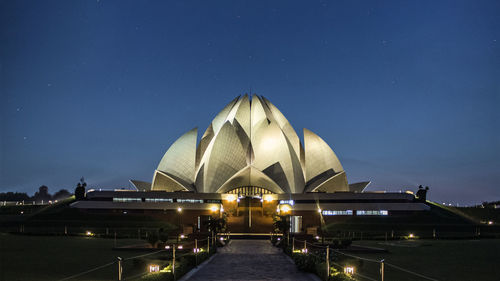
[
  {"xmin": 344, "ymin": 266, "xmax": 355, "ymax": 275},
  {"xmin": 149, "ymin": 264, "xmax": 160, "ymax": 273},
  {"xmin": 165, "ymin": 245, "xmax": 170, "ymax": 249},
  {"xmin": 488, "ymin": 221, "xmax": 494, "ymax": 225},
  {"xmin": 177, "ymin": 245, "xmax": 183, "ymax": 249},
  {"xmin": 409, "ymin": 233, "xmax": 414, "ymax": 238},
  {"xmin": 86, "ymin": 231, "xmax": 94, "ymax": 236},
  {"xmin": 210, "ymin": 206, "xmax": 218, "ymax": 212},
  {"xmin": 177, "ymin": 207, "xmax": 182, "ymax": 212},
  {"xmin": 179, "ymin": 234, "xmax": 185, "ymax": 239}
]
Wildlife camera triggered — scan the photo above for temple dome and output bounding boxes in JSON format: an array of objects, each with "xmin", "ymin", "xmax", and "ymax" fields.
[{"xmin": 151, "ymin": 94, "xmax": 358, "ymax": 194}]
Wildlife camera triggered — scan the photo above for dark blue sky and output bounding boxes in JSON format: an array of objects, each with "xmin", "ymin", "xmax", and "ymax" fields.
[{"xmin": 1, "ymin": 0, "xmax": 499, "ymax": 205}]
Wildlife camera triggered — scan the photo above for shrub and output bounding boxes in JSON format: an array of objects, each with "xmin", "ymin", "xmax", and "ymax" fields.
[
  {"xmin": 291, "ymin": 253, "xmax": 322, "ymax": 272},
  {"xmin": 140, "ymin": 272, "xmax": 173, "ymax": 281}
]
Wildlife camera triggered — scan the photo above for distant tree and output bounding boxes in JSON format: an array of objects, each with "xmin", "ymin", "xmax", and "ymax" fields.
[
  {"xmin": 74, "ymin": 177, "xmax": 87, "ymax": 201},
  {"xmin": 53, "ymin": 189, "xmax": 72, "ymax": 200},
  {"xmin": 0, "ymin": 192, "xmax": 30, "ymax": 201},
  {"xmin": 33, "ymin": 185, "xmax": 52, "ymax": 203}
]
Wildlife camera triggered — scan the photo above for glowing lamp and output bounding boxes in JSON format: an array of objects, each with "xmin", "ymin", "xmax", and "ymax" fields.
[
  {"xmin": 86, "ymin": 231, "xmax": 93, "ymax": 236},
  {"xmin": 220, "ymin": 237, "xmax": 224, "ymax": 241},
  {"xmin": 263, "ymin": 195, "xmax": 274, "ymax": 202},
  {"xmin": 177, "ymin": 245, "xmax": 183, "ymax": 249},
  {"xmin": 193, "ymin": 248, "xmax": 200, "ymax": 253},
  {"xmin": 226, "ymin": 194, "xmax": 237, "ymax": 202},
  {"xmin": 180, "ymin": 234, "xmax": 185, "ymax": 239},
  {"xmin": 301, "ymin": 248, "xmax": 308, "ymax": 253},
  {"xmin": 409, "ymin": 233, "xmax": 414, "ymax": 238},
  {"xmin": 177, "ymin": 207, "xmax": 182, "ymax": 212},
  {"xmin": 277, "ymin": 237, "xmax": 281, "ymax": 241},
  {"xmin": 149, "ymin": 264, "xmax": 160, "ymax": 273},
  {"xmin": 210, "ymin": 206, "xmax": 218, "ymax": 212},
  {"xmin": 317, "ymin": 208, "xmax": 322, "ymax": 213},
  {"xmin": 165, "ymin": 245, "xmax": 170, "ymax": 249},
  {"xmin": 315, "ymin": 236, "xmax": 320, "ymax": 240},
  {"xmin": 344, "ymin": 266, "xmax": 355, "ymax": 275},
  {"xmin": 280, "ymin": 204, "xmax": 292, "ymax": 213},
  {"xmin": 488, "ymin": 221, "xmax": 493, "ymax": 225}
]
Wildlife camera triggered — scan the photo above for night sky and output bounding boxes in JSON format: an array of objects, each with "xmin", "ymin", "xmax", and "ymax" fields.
[{"xmin": 1, "ymin": 1, "xmax": 498, "ymax": 205}]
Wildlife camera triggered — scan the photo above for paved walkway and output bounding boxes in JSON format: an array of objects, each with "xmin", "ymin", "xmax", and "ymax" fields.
[{"xmin": 185, "ymin": 239, "xmax": 317, "ymax": 281}]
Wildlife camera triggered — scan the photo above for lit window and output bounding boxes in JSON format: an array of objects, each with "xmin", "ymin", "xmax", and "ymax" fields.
[
  {"xmin": 356, "ymin": 210, "xmax": 389, "ymax": 216},
  {"xmin": 321, "ymin": 210, "xmax": 353, "ymax": 216},
  {"xmin": 145, "ymin": 198, "xmax": 173, "ymax": 202},
  {"xmin": 279, "ymin": 200, "xmax": 294, "ymax": 206},
  {"xmin": 177, "ymin": 199, "xmax": 204, "ymax": 203},
  {"xmin": 113, "ymin": 198, "xmax": 142, "ymax": 202}
]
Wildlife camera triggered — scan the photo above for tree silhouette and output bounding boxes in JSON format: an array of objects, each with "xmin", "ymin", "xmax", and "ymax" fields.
[{"xmin": 74, "ymin": 177, "xmax": 87, "ymax": 200}]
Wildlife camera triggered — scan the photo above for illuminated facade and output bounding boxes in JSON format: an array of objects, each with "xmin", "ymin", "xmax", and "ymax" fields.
[{"xmin": 72, "ymin": 95, "xmax": 430, "ymax": 234}]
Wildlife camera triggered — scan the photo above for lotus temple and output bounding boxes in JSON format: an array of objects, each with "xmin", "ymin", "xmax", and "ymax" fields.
[{"xmin": 72, "ymin": 95, "xmax": 429, "ymax": 234}]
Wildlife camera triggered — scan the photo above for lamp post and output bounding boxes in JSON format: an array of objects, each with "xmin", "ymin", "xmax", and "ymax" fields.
[{"xmin": 177, "ymin": 207, "xmax": 182, "ymax": 243}]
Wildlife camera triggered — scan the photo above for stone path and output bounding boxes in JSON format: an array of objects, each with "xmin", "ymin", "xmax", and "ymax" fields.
[{"xmin": 184, "ymin": 239, "xmax": 317, "ymax": 281}]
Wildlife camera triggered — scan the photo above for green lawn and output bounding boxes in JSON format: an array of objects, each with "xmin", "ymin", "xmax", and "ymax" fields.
[
  {"xmin": 0, "ymin": 234, "xmax": 164, "ymax": 281},
  {"xmin": 345, "ymin": 239, "xmax": 500, "ymax": 281}
]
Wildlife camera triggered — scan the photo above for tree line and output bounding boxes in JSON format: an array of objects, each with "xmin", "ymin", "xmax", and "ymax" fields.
[{"xmin": 0, "ymin": 185, "xmax": 72, "ymax": 203}]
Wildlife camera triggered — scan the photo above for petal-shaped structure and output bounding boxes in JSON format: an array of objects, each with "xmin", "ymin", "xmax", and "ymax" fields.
[
  {"xmin": 198, "ymin": 121, "xmax": 248, "ymax": 193},
  {"xmin": 303, "ymin": 128, "xmax": 344, "ymax": 182},
  {"xmin": 155, "ymin": 127, "xmax": 197, "ymax": 190},
  {"xmin": 152, "ymin": 95, "xmax": 365, "ymax": 194}
]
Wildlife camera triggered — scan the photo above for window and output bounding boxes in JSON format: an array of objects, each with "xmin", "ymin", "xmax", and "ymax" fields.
[
  {"xmin": 356, "ymin": 210, "xmax": 389, "ymax": 216},
  {"xmin": 145, "ymin": 198, "xmax": 173, "ymax": 203},
  {"xmin": 113, "ymin": 198, "xmax": 142, "ymax": 202},
  {"xmin": 321, "ymin": 210, "xmax": 353, "ymax": 216},
  {"xmin": 290, "ymin": 216, "xmax": 302, "ymax": 233},
  {"xmin": 279, "ymin": 200, "xmax": 294, "ymax": 206},
  {"xmin": 177, "ymin": 199, "xmax": 204, "ymax": 203}
]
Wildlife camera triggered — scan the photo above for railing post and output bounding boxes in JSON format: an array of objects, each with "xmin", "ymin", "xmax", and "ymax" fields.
[
  {"xmin": 380, "ymin": 259, "xmax": 384, "ymax": 281},
  {"xmin": 195, "ymin": 239, "xmax": 198, "ymax": 266},
  {"xmin": 207, "ymin": 236, "xmax": 210, "ymax": 253},
  {"xmin": 173, "ymin": 246, "xmax": 176, "ymax": 280},
  {"xmin": 304, "ymin": 240, "xmax": 307, "ymax": 252},
  {"xmin": 292, "ymin": 237, "xmax": 295, "ymax": 252},
  {"xmin": 326, "ymin": 246, "xmax": 330, "ymax": 279},
  {"xmin": 117, "ymin": 257, "xmax": 122, "ymax": 281}
]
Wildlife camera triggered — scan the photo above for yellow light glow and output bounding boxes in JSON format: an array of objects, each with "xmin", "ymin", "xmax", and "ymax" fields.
[
  {"xmin": 210, "ymin": 206, "xmax": 218, "ymax": 212},
  {"xmin": 280, "ymin": 204, "xmax": 292, "ymax": 213},
  {"xmin": 226, "ymin": 194, "xmax": 237, "ymax": 202},
  {"xmin": 344, "ymin": 266, "xmax": 355, "ymax": 275},
  {"xmin": 165, "ymin": 245, "xmax": 170, "ymax": 249},
  {"xmin": 180, "ymin": 234, "xmax": 185, "ymax": 239},
  {"xmin": 488, "ymin": 221, "xmax": 494, "ymax": 225},
  {"xmin": 149, "ymin": 264, "xmax": 160, "ymax": 273},
  {"xmin": 86, "ymin": 231, "xmax": 93, "ymax": 236},
  {"xmin": 177, "ymin": 207, "xmax": 182, "ymax": 212},
  {"xmin": 317, "ymin": 208, "xmax": 322, "ymax": 213},
  {"xmin": 301, "ymin": 248, "xmax": 308, "ymax": 253},
  {"xmin": 409, "ymin": 233, "xmax": 414, "ymax": 238},
  {"xmin": 177, "ymin": 245, "xmax": 183, "ymax": 249},
  {"xmin": 263, "ymin": 195, "xmax": 274, "ymax": 202}
]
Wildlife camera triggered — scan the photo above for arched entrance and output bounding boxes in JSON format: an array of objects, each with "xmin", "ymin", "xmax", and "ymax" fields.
[{"xmin": 222, "ymin": 186, "xmax": 278, "ymax": 233}]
